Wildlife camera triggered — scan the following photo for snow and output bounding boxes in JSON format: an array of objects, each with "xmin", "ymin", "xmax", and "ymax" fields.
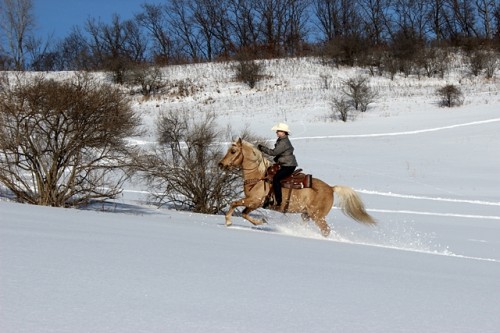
[{"xmin": 1, "ymin": 58, "xmax": 500, "ymax": 332}]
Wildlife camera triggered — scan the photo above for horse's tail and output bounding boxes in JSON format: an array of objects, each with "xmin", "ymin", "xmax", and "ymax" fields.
[{"xmin": 332, "ymin": 185, "xmax": 376, "ymax": 225}]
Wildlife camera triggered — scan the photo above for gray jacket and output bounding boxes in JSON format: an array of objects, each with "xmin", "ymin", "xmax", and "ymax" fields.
[{"xmin": 260, "ymin": 136, "xmax": 298, "ymax": 167}]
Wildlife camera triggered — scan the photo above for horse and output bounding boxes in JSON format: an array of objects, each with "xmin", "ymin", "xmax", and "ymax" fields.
[{"xmin": 218, "ymin": 138, "xmax": 376, "ymax": 237}]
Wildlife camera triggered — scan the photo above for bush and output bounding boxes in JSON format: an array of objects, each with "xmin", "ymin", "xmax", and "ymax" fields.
[
  {"xmin": 234, "ymin": 59, "xmax": 264, "ymax": 89},
  {"xmin": 322, "ymin": 35, "xmax": 366, "ymax": 67},
  {"xmin": 482, "ymin": 51, "xmax": 498, "ymax": 79},
  {"xmin": 342, "ymin": 76, "xmax": 378, "ymax": 112},
  {"xmin": 436, "ymin": 84, "xmax": 464, "ymax": 107},
  {"xmin": 420, "ymin": 47, "xmax": 450, "ymax": 79},
  {"xmin": 123, "ymin": 64, "xmax": 166, "ymax": 96},
  {"xmin": 467, "ymin": 50, "xmax": 488, "ymax": 76},
  {"xmin": 330, "ymin": 96, "xmax": 353, "ymax": 122},
  {"xmin": 135, "ymin": 110, "xmax": 241, "ymax": 214},
  {"xmin": 0, "ymin": 73, "xmax": 141, "ymax": 206}
]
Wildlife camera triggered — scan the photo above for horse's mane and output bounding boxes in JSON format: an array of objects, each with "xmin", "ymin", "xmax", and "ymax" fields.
[{"xmin": 240, "ymin": 140, "xmax": 271, "ymax": 174}]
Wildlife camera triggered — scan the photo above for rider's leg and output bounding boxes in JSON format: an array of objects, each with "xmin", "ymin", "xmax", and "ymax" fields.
[{"xmin": 273, "ymin": 166, "xmax": 296, "ymax": 206}]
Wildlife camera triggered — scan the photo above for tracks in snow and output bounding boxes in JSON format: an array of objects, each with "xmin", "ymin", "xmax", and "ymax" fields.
[
  {"xmin": 223, "ymin": 223, "xmax": 500, "ymax": 263},
  {"xmin": 292, "ymin": 118, "xmax": 500, "ymax": 140},
  {"xmin": 355, "ymin": 189, "xmax": 500, "ymax": 221}
]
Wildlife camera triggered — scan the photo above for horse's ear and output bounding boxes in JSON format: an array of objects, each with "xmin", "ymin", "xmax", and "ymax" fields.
[{"xmin": 237, "ymin": 137, "xmax": 242, "ymax": 144}]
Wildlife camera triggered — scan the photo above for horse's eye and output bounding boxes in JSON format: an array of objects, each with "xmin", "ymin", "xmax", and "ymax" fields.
[{"xmin": 231, "ymin": 148, "xmax": 236, "ymax": 154}]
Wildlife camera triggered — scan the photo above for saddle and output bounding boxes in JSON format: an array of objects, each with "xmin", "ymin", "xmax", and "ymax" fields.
[{"xmin": 266, "ymin": 164, "xmax": 313, "ymax": 189}]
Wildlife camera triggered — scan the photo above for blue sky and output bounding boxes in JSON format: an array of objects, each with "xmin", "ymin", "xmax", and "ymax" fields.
[{"xmin": 33, "ymin": 0, "xmax": 162, "ymax": 40}]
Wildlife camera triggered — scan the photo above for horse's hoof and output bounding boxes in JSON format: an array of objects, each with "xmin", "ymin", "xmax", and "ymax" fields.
[{"xmin": 225, "ymin": 222, "xmax": 233, "ymax": 227}]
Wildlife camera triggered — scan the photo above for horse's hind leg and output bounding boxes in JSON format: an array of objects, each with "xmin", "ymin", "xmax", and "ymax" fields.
[
  {"xmin": 242, "ymin": 207, "xmax": 266, "ymax": 226},
  {"xmin": 313, "ymin": 217, "xmax": 331, "ymax": 237}
]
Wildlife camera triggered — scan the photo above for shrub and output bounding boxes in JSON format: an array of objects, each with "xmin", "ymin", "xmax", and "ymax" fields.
[
  {"xmin": 322, "ymin": 35, "xmax": 366, "ymax": 67},
  {"xmin": 436, "ymin": 84, "xmax": 464, "ymax": 107},
  {"xmin": 342, "ymin": 76, "xmax": 378, "ymax": 112},
  {"xmin": 483, "ymin": 51, "xmax": 498, "ymax": 79},
  {"xmin": 124, "ymin": 64, "xmax": 166, "ymax": 96},
  {"xmin": 330, "ymin": 96, "xmax": 353, "ymax": 122},
  {"xmin": 234, "ymin": 59, "xmax": 264, "ymax": 89},
  {"xmin": 135, "ymin": 110, "xmax": 241, "ymax": 214},
  {"xmin": 467, "ymin": 50, "xmax": 487, "ymax": 76},
  {"xmin": 0, "ymin": 73, "xmax": 141, "ymax": 206},
  {"xmin": 420, "ymin": 47, "xmax": 450, "ymax": 79}
]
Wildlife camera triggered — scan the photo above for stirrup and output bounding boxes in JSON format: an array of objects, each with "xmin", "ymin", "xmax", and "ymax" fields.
[
  {"xmin": 269, "ymin": 203, "xmax": 283, "ymax": 212},
  {"xmin": 262, "ymin": 196, "xmax": 274, "ymax": 208}
]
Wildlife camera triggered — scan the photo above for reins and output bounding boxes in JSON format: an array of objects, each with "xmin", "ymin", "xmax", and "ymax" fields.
[
  {"xmin": 239, "ymin": 145, "xmax": 269, "ymax": 191},
  {"xmin": 244, "ymin": 177, "xmax": 265, "ymax": 186}
]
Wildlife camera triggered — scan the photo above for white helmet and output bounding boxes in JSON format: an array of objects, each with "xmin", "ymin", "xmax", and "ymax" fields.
[{"xmin": 271, "ymin": 122, "xmax": 291, "ymax": 134}]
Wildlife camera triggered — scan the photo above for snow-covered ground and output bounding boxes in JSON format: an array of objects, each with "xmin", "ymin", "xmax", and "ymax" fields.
[{"xmin": 1, "ymin": 58, "xmax": 500, "ymax": 332}]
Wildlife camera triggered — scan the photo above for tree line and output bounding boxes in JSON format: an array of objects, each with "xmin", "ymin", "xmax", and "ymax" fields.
[{"xmin": 1, "ymin": 0, "xmax": 500, "ymax": 71}]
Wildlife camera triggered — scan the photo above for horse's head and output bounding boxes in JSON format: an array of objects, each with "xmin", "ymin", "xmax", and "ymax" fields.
[{"xmin": 218, "ymin": 138, "xmax": 245, "ymax": 170}]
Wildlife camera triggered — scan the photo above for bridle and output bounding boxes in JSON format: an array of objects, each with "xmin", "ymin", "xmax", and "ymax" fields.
[
  {"xmin": 227, "ymin": 144, "xmax": 262, "ymax": 171},
  {"xmin": 240, "ymin": 146, "xmax": 269, "ymax": 190},
  {"xmin": 226, "ymin": 145, "xmax": 244, "ymax": 169},
  {"xmin": 223, "ymin": 141, "xmax": 269, "ymax": 191}
]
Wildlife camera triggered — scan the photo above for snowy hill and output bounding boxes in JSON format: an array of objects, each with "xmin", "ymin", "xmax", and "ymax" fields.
[{"xmin": 1, "ymin": 57, "xmax": 500, "ymax": 332}]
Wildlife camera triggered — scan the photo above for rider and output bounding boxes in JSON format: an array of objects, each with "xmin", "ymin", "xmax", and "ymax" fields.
[{"xmin": 258, "ymin": 123, "xmax": 298, "ymax": 209}]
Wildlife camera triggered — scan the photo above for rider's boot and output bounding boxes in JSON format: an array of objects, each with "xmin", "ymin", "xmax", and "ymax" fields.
[{"xmin": 262, "ymin": 188, "xmax": 274, "ymax": 208}]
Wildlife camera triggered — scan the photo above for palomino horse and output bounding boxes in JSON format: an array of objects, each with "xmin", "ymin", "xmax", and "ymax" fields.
[{"xmin": 218, "ymin": 138, "xmax": 376, "ymax": 236}]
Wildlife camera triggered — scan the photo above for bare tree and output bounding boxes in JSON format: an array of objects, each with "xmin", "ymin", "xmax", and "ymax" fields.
[
  {"xmin": 330, "ymin": 96, "xmax": 353, "ymax": 122},
  {"xmin": 281, "ymin": 0, "xmax": 310, "ymax": 55},
  {"xmin": 476, "ymin": 0, "xmax": 497, "ymax": 38},
  {"xmin": 226, "ymin": 0, "xmax": 260, "ymax": 52},
  {"xmin": 494, "ymin": 3, "xmax": 500, "ymax": 38},
  {"xmin": 428, "ymin": 0, "xmax": 448, "ymax": 42},
  {"xmin": 190, "ymin": 0, "xmax": 231, "ymax": 60},
  {"xmin": 443, "ymin": 0, "xmax": 479, "ymax": 40},
  {"xmin": 0, "ymin": 0, "xmax": 35, "ymax": 70},
  {"xmin": 0, "ymin": 74, "xmax": 141, "ymax": 207},
  {"xmin": 57, "ymin": 28, "xmax": 93, "ymax": 70},
  {"xmin": 466, "ymin": 49, "xmax": 487, "ymax": 76},
  {"xmin": 316, "ymin": 0, "xmax": 368, "ymax": 67},
  {"xmin": 254, "ymin": 0, "xmax": 309, "ymax": 56},
  {"xmin": 166, "ymin": 0, "xmax": 203, "ymax": 61},
  {"xmin": 389, "ymin": 26, "xmax": 426, "ymax": 77},
  {"xmin": 420, "ymin": 46, "xmax": 450, "ymax": 78},
  {"xmin": 135, "ymin": 3, "xmax": 173, "ymax": 64},
  {"xmin": 483, "ymin": 50, "xmax": 498, "ymax": 78},
  {"xmin": 84, "ymin": 14, "xmax": 147, "ymax": 82},
  {"xmin": 358, "ymin": 0, "xmax": 392, "ymax": 45},
  {"xmin": 314, "ymin": 0, "xmax": 360, "ymax": 41},
  {"xmin": 466, "ymin": 48, "xmax": 499, "ymax": 78},
  {"xmin": 26, "ymin": 36, "xmax": 57, "ymax": 71},
  {"xmin": 164, "ymin": 0, "xmax": 234, "ymax": 61},
  {"xmin": 392, "ymin": 0, "xmax": 433, "ymax": 40},
  {"xmin": 135, "ymin": 110, "xmax": 240, "ymax": 214},
  {"xmin": 342, "ymin": 76, "xmax": 378, "ymax": 112}
]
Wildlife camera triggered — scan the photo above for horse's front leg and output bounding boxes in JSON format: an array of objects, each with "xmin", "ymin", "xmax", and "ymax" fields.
[
  {"xmin": 225, "ymin": 197, "xmax": 265, "ymax": 227},
  {"xmin": 225, "ymin": 199, "xmax": 243, "ymax": 226}
]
